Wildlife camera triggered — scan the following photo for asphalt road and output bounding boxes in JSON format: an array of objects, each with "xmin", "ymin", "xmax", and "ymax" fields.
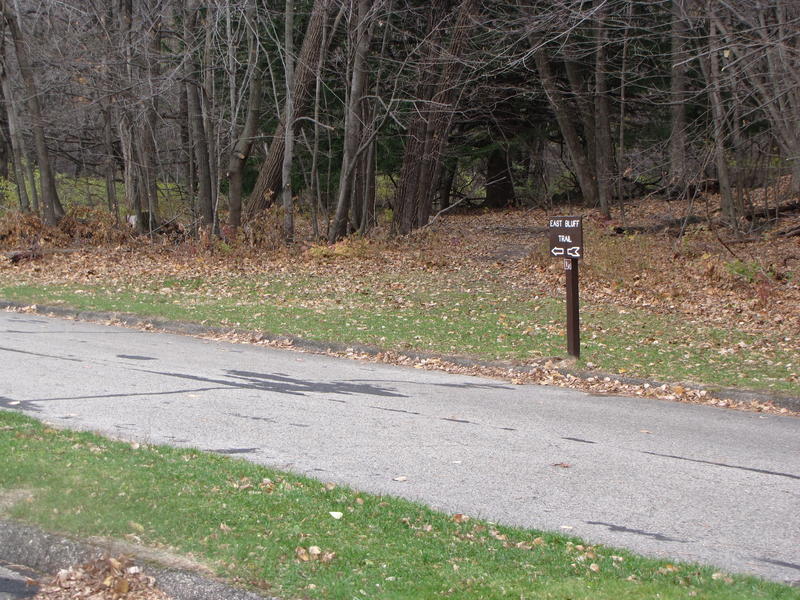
[
  {"xmin": 0, "ymin": 564, "xmax": 36, "ymax": 600},
  {"xmin": 1, "ymin": 311, "xmax": 798, "ymax": 584}
]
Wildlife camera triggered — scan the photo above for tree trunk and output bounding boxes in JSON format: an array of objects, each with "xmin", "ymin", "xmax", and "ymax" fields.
[
  {"xmin": 564, "ymin": 58, "xmax": 598, "ymax": 208},
  {"xmin": 135, "ymin": 127, "xmax": 159, "ymax": 234},
  {"xmin": 0, "ymin": 70, "xmax": 8, "ymax": 190},
  {"xmin": 358, "ymin": 108, "xmax": 377, "ymax": 235},
  {"xmin": 732, "ymin": 85, "xmax": 747, "ymax": 221},
  {"xmin": 19, "ymin": 127, "xmax": 37, "ymax": 214},
  {"xmin": 282, "ymin": 0, "xmax": 296, "ymax": 241},
  {"xmin": 669, "ymin": 0, "xmax": 688, "ymax": 189},
  {"xmin": 99, "ymin": 1, "xmax": 120, "ymax": 225},
  {"xmin": 416, "ymin": 0, "xmax": 477, "ymax": 228},
  {"xmin": 329, "ymin": 0, "xmax": 373, "ymax": 243},
  {"xmin": 117, "ymin": 0, "xmax": 135, "ymax": 220},
  {"xmin": 309, "ymin": 0, "xmax": 331, "ymax": 238},
  {"xmin": 184, "ymin": 3, "xmax": 213, "ymax": 230},
  {"xmin": 0, "ymin": 42, "xmax": 29, "ymax": 213},
  {"xmin": 118, "ymin": 115, "xmax": 135, "ymax": 219},
  {"xmin": 140, "ymin": 0, "xmax": 163, "ymax": 234},
  {"xmin": 438, "ymin": 156, "xmax": 458, "ymax": 211},
  {"xmin": 228, "ymin": 76, "xmax": 261, "ymax": 233},
  {"xmin": 0, "ymin": 0, "xmax": 63, "ymax": 224},
  {"xmin": 246, "ymin": 0, "xmax": 333, "ymax": 218},
  {"xmin": 188, "ymin": 83, "xmax": 213, "ymax": 229},
  {"xmin": 180, "ymin": 84, "xmax": 196, "ymax": 220},
  {"xmin": 202, "ymin": 13, "xmax": 220, "ymax": 236},
  {"xmin": 533, "ymin": 47, "xmax": 599, "ymax": 209},
  {"xmin": 484, "ymin": 147, "xmax": 515, "ymax": 208},
  {"xmin": 392, "ymin": 0, "xmax": 478, "ymax": 235},
  {"xmin": 594, "ymin": 0, "xmax": 613, "ymax": 219},
  {"xmin": 390, "ymin": 0, "xmax": 446, "ymax": 236},
  {"xmin": 227, "ymin": 0, "xmax": 261, "ymax": 233},
  {"xmin": 704, "ymin": 9, "xmax": 737, "ymax": 230},
  {"xmin": 102, "ymin": 102, "xmax": 120, "ymax": 224},
  {"xmin": 616, "ymin": 0, "xmax": 632, "ymax": 226}
]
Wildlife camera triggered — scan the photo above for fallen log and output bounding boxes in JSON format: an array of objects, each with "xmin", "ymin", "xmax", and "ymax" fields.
[
  {"xmin": 4, "ymin": 248, "xmax": 82, "ymax": 263},
  {"xmin": 746, "ymin": 201, "xmax": 800, "ymax": 220}
]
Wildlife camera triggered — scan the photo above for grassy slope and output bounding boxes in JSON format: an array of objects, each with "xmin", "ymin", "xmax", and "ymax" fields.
[{"xmin": 2, "ymin": 410, "xmax": 797, "ymax": 600}]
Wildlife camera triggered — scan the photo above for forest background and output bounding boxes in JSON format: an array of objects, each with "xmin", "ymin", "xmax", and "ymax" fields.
[{"xmin": 0, "ymin": 0, "xmax": 798, "ymax": 406}]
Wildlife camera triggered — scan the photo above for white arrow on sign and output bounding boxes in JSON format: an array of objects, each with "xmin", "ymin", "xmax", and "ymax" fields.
[
  {"xmin": 551, "ymin": 247, "xmax": 565, "ymax": 256},
  {"xmin": 567, "ymin": 247, "xmax": 581, "ymax": 258}
]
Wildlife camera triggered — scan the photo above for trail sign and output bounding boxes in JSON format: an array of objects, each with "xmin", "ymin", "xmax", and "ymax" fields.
[
  {"xmin": 548, "ymin": 216, "xmax": 583, "ymax": 358},
  {"xmin": 549, "ymin": 217, "xmax": 583, "ymax": 259}
]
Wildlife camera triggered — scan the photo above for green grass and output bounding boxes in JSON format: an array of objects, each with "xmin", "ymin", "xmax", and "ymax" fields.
[
  {"xmin": 0, "ymin": 274, "xmax": 568, "ymax": 361},
  {"xmin": 1, "ymin": 410, "xmax": 796, "ymax": 599},
  {"xmin": 581, "ymin": 307, "xmax": 797, "ymax": 392},
  {"xmin": 0, "ymin": 167, "xmax": 183, "ymax": 216},
  {"xmin": 2, "ymin": 266, "xmax": 797, "ymax": 395}
]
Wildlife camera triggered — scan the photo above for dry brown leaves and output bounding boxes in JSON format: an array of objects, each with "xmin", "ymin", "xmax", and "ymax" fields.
[
  {"xmin": 201, "ymin": 327, "xmax": 798, "ymax": 417},
  {"xmin": 0, "ymin": 208, "xmax": 131, "ymax": 251},
  {"xmin": 32, "ymin": 556, "xmax": 173, "ymax": 600},
  {"xmin": 358, "ymin": 350, "xmax": 799, "ymax": 417},
  {"xmin": 294, "ymin": 546, "xmax": 336, "ymax": 563}
]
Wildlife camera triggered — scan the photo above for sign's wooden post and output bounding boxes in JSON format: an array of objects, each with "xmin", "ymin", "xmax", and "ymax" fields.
[
  {"xmin": 549, "ymin": 217, "xmax": 584, "ymax": 358},
  {"xmin": 565, "ymin": 258, "xmax": 580, "ymax": 358}
]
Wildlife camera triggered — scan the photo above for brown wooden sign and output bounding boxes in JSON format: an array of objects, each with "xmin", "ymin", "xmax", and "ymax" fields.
[
  {"xmin": 549, "ymin": 216, "xmax": 583, "ymax": 259},
  {"xmin": 548, "ymin": 216, "xmax": 583, "ymax": 358}
]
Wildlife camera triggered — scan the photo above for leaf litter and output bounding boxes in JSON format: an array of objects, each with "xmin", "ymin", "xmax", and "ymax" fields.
[{"xmin": 32, "ymin": 555, "xmax": 173, "ymax": 600}]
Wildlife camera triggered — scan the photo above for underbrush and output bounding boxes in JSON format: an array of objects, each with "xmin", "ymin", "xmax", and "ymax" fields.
[{"xmin": 0, "ymin": 207, "xmax": 130, "ymax": 249}]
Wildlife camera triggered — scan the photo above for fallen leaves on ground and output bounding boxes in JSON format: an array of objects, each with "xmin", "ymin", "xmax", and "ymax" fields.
[
  {"xmin": 32, "ymin": 556, "xmax": 173, "ymax": 600},
  {"xmin": 211, "ymin": 330, "xmax": 798, "ymax": 416},
  {"xmin": 295, "ymin": 546, "xmax": 335, "ymax": 563}
]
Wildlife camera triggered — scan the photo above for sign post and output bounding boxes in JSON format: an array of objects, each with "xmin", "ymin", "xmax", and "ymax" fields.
[{"xmin": 549, "ymin": 217, "xmax": 583, "ymax": 358}]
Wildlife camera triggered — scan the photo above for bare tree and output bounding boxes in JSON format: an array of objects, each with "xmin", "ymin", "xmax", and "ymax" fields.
[
  {"xmin": 668, "ymin": 0, "xmax": 689, "ymax": 191},
  {"xmin": 183, "ymin": 1, "xmax": 214, "ymax": 231},
  {"xmin": 328, "ymin": 0, "xmax": 375, "ymax": 242},
  {"xmin": 706, "ymin": 0, "xmax": 800, "ymax": 195},
  {"xmin": 0, "ymin": 0, "xmax": 63, "ymax": 224},
  {"xmin": 246, "ymin": 0, "xmax": 335, "ymax": 218},
  {"xmin": 593, "ymin": 0, "xmax": 613, "ymax": 219},
  {"xmin": 0, "ymin": 32, "xmax": 29, "ymax": 213},
  {"xmin": 698, "ymin": 1, "xmax": 737, "ymax": 229},
  {"xmin": 392, "ymin": 0, "xmax": 480, "ymax": 235},
  {"xmin": 282, "ymin": 0, "xmax": 297, "ymax": 240},
  {"xmin": 227, "ymin": 0, "xmax": 262, "ymax": 232}
]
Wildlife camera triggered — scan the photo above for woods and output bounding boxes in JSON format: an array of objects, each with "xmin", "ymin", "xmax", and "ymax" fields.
[{"xmin": 0, "ymin": 0, "xmax": 797, "ymax": 239}]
